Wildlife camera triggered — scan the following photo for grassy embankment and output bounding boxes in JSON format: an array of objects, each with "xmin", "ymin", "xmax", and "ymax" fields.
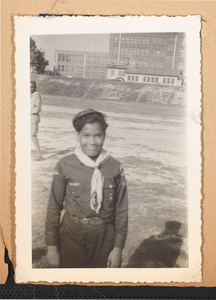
[{"xmin": 31, "ymin": 74, "xmax": 186, "ymax": 105}]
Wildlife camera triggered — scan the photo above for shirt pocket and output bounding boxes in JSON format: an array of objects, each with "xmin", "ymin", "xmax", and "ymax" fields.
[
  {"xmin": 67, "ymin": 184, "xmax": 85, "ymax": 199},
  {"xmin": 104, "ymin": 179, "xmax": 116, "ymax": 202}
]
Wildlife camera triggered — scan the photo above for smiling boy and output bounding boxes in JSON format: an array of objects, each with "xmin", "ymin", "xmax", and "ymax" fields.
[{"xmin": 45, "ymin": 109, "xmax": 128, "ymax": 268}]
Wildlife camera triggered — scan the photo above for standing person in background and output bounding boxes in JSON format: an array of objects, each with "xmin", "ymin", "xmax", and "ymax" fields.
[
  {"xmin": 45, "ymin": 109, "xmax": 128, "ymax": 268},
  {"xmin": 31, "ymin": 81, "xmax": 43, "ymax": 161}
]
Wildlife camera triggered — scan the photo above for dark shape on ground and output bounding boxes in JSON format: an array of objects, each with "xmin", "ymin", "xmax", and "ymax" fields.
[{"xmin": 126, "ymin": 220, "xmax": 183, "ymax": 268}]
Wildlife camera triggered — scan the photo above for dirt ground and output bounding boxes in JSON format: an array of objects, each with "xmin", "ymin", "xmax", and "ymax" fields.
[{"xmin": 31, "ymin": 94, "xmax": 187, "ymax": 268}]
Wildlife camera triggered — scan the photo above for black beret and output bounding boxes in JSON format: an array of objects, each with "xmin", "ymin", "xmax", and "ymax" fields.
[{"xmin": 72, "ymin": 109, "xmax": 106, "ymax": 128}]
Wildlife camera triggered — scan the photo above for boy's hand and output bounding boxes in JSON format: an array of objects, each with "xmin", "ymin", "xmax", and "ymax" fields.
[
  {"xmin": 47, "ymin": 246, "xmax": 60, "ymax": 267},
  {"xmin": 107, "ymin": 247, "xmax": 122, "ymax": 268}
]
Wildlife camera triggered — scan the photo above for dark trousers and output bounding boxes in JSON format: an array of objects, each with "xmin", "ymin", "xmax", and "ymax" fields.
[{"xmin": 59, "ymin": 213, "xmax": 115, "ymax": 268}]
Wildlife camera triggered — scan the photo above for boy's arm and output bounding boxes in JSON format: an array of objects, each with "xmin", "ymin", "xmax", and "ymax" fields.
[
  {"xmin": 113, "ymin": 164, "xmax": 128, "ymax": 250},
  {"xmin": 107, "ymin": 164, "xmax": 128, "ymax": 267},
  {"xmin": 45, "ymin": 162, "xmax": 66, "ymax": 246}
]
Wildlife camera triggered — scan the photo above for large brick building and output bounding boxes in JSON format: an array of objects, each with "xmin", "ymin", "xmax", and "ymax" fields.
[
  {"xmin": 54, "ymin": 33, "xmax": 186, "ymax": 81},
  {"xmin": 55, "ymin": 50, "xmax": 110, "ymax": 79},
  {"xmin": 109, "ymin": 33, "xmax": 186, "ymax": 76}
]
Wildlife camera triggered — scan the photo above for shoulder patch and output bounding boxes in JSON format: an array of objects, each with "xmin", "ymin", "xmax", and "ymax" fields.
[{"xmin": 53, "ymin": 170, "xmax": 59, "ymax": 176}]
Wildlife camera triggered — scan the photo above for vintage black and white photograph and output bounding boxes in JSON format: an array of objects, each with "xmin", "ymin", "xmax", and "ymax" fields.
[{"xmin": 15, "ymin": 16, "xmax": 201, "ymax": 283}]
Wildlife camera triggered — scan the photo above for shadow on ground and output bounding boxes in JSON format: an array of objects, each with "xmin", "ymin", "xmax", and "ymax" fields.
[{"xmin": 125, "ymin": 221, "xmax": 183, "ymax": 268}]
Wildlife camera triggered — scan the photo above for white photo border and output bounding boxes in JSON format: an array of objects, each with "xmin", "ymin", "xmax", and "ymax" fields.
[{"xmin": 15, "ymin": 15, "xmax": 201, "ymax": 283}]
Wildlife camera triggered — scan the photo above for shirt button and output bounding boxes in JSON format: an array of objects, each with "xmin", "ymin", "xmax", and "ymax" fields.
[
  {"xmin": 109, "ymin": 185, "xmax": 113, "ymax": 188},
  {"xmin": 109, "ymin": 197, "xmax": 113, "ymax": 200}
]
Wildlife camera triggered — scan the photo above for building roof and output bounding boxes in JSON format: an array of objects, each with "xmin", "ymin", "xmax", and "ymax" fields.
[
  {"xmin": 126, "ymin": 67, "xmax": 182, "ymax": 77},
  {"xmin": 107, "ymin": 64, "xmax": 128, "ymax": 70}
]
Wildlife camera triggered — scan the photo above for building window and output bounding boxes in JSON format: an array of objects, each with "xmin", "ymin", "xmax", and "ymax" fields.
[
  {"xmin": 168, "ymin": 37, "xmax": 175, "ymax": 43},
  {"xmin": 180, "ymin": 37, "xmax": 185, "ymax": 46},
  {"xmin": 134, "ymin": 37, "xmax": 138, "ymax": 44},
  {"xmin": 163, "ymin": 38, "xmax": 166, "ymax": 45},
  {"xmin": 144, "ymin": 62, "xmax": 148, "ymax": 67},
  {"xmin": 157, "ymin": 38, "xmax": 162, "ymax": 45},
  {"xmin": 137, "ymin": 37, "xmax": 141, "ymax": 44},
  {"xmin": 166, "ymin": 63, "xmax": 172, "ymax": 68},
  {"xmin": 160, "ymin": 62, "xmax": 164, "ymax": 68},
  {"xmin": 120, "ymin": 60, "xmax": 124, "ymax": 64},
  {"xmin": 66, "ymin": 55, "xmax": 69, "ymax": 62},
  {"xmin": 128, "ymin": 75, "xmax": 131, "ymax": 81},
  {"xmin": 155, "ymin": 77, "xmax": 159, "ymax": 83},
  {"xmin": 132, "ymin": 75, "xmax": 134, "ymax": 81},
  {"xmin": 143, "ymin": 76, "xmax": 146, "ymax": 82},
  {"xmin": 142, "ymin": 37, "xmax": 146, "ymax": 44},
  {"xmin": 126, "ymin": 36, "xmax": 130, "ymax": 43},
  {"xmin": 62, "ymin": 54, "xmax": 65, "ymax": 62},
  {"xmin": 65, "ymin": 65, "xmax": 68, "ymax": 72},
  {"xmin": 167, "ymin": 45, "xmax": 174, "ymax": 51},
  {"xmin": 119, "ymin": 70, "xmax": 121, "ymax": 76},
  {"xmin": 145, "ymin": 49, "xmax": 149, "ymax": 56},
  {"xmin": 151, "ymin": 62, "xmax": 155, "ymax": 67},
  {"xmin": 155, "ymin": 50, "xmax": 161, "ymax": 57},
  {"xmin": 152, "ymin": 50, "xmax": 155, "ymax": 56},
  {"xmin": 155, "ymin": 62, "xmax": 159, "ymax": 68},
  {"xmin": 133, "ymin": 48, "xmax": 137, "ymax": 55},
  {"xmin": 130, "ymin": 36, "xmax": 134, "ymax": 43},
  {"xmin": 136, "ymin": 49, "xmax": 140, "ymax": 55},
  {"xmin": 147, "ymin": 77, "xmax": 150, "ymax": 82},
  {"xmin": 178, "ymin": 50, "xmax": 184, "ymax": 58},
  {"xmin": 62, "ymin": 65, "xmax": 64, "ymax": 71},
  {"xmin": 58, "ymin": 54, "xmax": 61, "ymax": 61},
  {"xmin": 58, "ymin": 65, "xmax": 60, "ymax": 71},
  {"xmin": 167, "ymin": 78, "xmax": 170, "ymax": 84},
  {"xmin": 166, "ymin": 56, "xmax": 173, "ymax": 62},
  {"xmin": 113, "ymin": 47, "xmax": 118, "ymax": 54},
  {"xmin": 153, "ymin": 37, "xmax": 157, "ymax": 44},
  {"xmin": 146, "ymin": 37, "xmax": 150, "ymax": 44},
  {"xmin": 177, "ymin": 62, "xmax": 183, "ymax": 69},
  {"xmin": 111, "ymin": 69, "xmax": 115, "ymax": 76},
  {"xmin": 125, "ymin": 48, "xmax": 129, "ymax": 55},
  {"xmin": 135, "ymin": 76, "xmax": 138, "ymax": 81},
  {"xmin": 151, "ymin": 77, "xmax": 154, "ymax": 83},
  {"xmin": 171, "ymin": 78, "xmax": 175, "ymax": 84},
  {"xmin": 121, "ymin": 48, "xmax": 125, "ymax": 54},
  {"xmin": 114, "ymin": 35, "xmax": 119, "ymax": 43},
  {"xmin": 122, "ymin": 35, "xmax": 126, "ymax": 43},
  {"xmin": 163, "ymin": 78, "xmax": 166, "ymax": 84}
]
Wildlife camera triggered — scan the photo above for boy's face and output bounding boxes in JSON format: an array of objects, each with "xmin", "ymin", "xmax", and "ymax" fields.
[
  {"xmin": 79, "ymin": 122, "xmax": 105, "ymax": 159},
  {"xmin": 30, "ymin": 83, "xmax": 36, "ymax": 94}
]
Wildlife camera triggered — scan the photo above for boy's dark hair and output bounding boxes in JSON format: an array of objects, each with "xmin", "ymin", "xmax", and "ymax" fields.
[
  {"xmin": 73, "ymin": 109, "xmax": 108, "ymax": 133},
  {"xmin": 30, "ymin": 81, "xmax": 37, "ymax": 88}
]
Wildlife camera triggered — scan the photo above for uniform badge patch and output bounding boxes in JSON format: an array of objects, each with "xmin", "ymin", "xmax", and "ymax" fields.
[{"xmin": 53, "ymin": 170, "xmax": 59, "ymax": 176}]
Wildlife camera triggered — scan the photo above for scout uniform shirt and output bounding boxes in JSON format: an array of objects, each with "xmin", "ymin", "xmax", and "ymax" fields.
[
  {"xmin": 31, "ymin": 91, "xmax": 42, "ymax": 116},
  {"xmin": 45, "ymin": 153, "xmax": 128, "ymax": 250}
]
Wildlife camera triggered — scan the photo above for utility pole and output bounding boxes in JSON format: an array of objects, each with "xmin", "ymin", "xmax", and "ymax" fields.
[
  {"xmin": 117, "ymin": 33, "xmax": 121, "ymax": 65},
  {"xmin": 172, "ymin": 34, "xmax": 178, "ymax": 69}
]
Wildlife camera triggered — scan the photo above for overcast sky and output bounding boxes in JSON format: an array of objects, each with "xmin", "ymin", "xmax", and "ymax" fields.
[{"xmin": 31, "ymin": 34, "xmax": 110, "ymax": 70}]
